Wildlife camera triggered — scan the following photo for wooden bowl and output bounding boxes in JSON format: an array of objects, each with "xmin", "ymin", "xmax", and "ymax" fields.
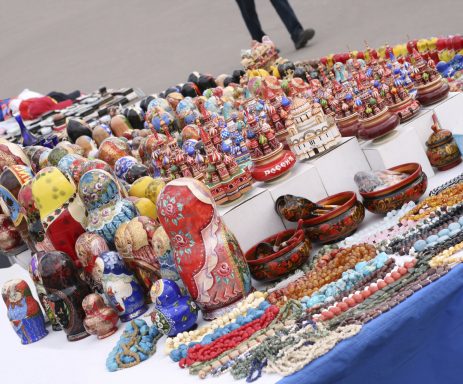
[
  {"xmin": 245, "ymin": 229, "xmax": 311, "ymax": 281},
  {"xmin": 302, "ymin": 191, "xmax": 365, "ymax": 244},
  {"xmin": 360, "ymin": 163, "xmax": 427, "ymax": 214}
]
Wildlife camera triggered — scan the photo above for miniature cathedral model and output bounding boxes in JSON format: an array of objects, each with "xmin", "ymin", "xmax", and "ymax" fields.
[{"xmin": 285, "ymin": 97, "xmax": 341, "ymax": 160}]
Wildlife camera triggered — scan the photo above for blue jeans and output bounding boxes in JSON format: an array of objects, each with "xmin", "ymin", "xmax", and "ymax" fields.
[{"xmin": 236, "ymin": 0, "xmax": 303, "ymax": 43}]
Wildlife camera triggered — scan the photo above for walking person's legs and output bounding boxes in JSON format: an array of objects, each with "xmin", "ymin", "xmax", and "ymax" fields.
[
  {"xmin": 235, "ymin": 0, "xmax": 266, "ymax": 42},
  {"xmin": 270, "ymin": 0, "xmax": 315, "ymax": 49}
]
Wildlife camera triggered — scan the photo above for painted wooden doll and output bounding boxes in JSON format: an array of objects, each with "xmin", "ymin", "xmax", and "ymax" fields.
[
  {"xmin": 128, "ymin": 176, "xmax": 165, "ymax": 220},
  {"xmin": 2, "ymin": 279, "xmax": 48, "ymax": 344},
  {"xmin": 75, "ymin": 232, "xmax": 109, "ymax": 293},
  {"xmin": 32, "ymin": 167, "xmax": 87, "ymax": 267},
  {"xmin": 78, "ymin": 169, "xmax": 138, "ymax": 248},
  {"xmin": 29, "ymin": 252, "xmax": 62, "ymax": 331},
  {"xmin": 38, "ymin": 251, "xmax": 91, "ymax": 341},
  {"xmin": 0, "ymin": 138, "xmax": 30, "ymax": 172},
  {"xmin": 82, "ymin": 293, "xmax": 119, "ymax": 339},
  {"xmin": 96, "ymin": 251, "xmax": 148, "ymax": 322},
  {"xmin": 0, "ymin": 213, "xmax": 23, "ymax": 252},
  {"xmin": 150, "ymin": 279, "xmax": 197, "ymax": 336},
  {"xmin": 18, "ymin": 180, "xmax": 55, "ymax": 252},
  {"xmin": 114, "ymin": 216, "xmax": 161, "ymax": 296},
  {"xmin": 0, "ymin": 164, "xmax": 37, "ymax": 252},
  {"xmin": 98, "ymin": 137, "xmax": 131, "ymax": 168},
  {"xmin": 156, "ymin": 178, "xmax": 252, "ymax": 320}
]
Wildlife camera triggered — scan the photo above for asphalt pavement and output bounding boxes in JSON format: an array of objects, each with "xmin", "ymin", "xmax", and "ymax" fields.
[{"xmin": 2, "ymin": 0, "xmax": 462, "ymax": 97}]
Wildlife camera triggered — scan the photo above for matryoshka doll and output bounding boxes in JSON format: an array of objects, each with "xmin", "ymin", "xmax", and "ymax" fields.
[
  {"xmin": 129, "ymin": 176, "xmax": 165, "ymax": 220},
  {"xmin": 0, "ymin": 138, "xmax": 30, "ymax": 172},
  {"xmin": 96, "ymin": 251, "xmax": 148, "ymax": 322},
  {"xmin": 114, "ymin": 216, "xmax": 161, "ymax": 297},
  {"xmin": 82, "ymin": 293, "xmax": 119, "ymax": 339},
  {"xmin": 38, "ymin": 251, "xmax": 91, "ymax": 341},
  {"xmin": 114, "ymin": 156, "xmax": 149, "ymax": 184},
  {"xmin": 2, "ymin": 279, "xmax": 48, "ymax": 344},
  {"xmin": 152, "ymin": 226, "xmax": 184, "ymax": 291},
  {"xmin": 0, "ymin": 165, "xmax": 37, "ymax": 252},
  {"xmin": 32, "ymin": 167, "xmax": 87, "ymax": 267},
  {"xmin": 29, "ymin": 252, "xmax": 62, "ymax": 331},
  {"xmin": 78, "ymin": 169, "xmax": 138, "ymax": 248},
  {"xmin": 98, "ymin": 137, "xmax": 131, "ymax": 168},
  {"xmin": 57, "ymin": 154, "xmax": 87, "ymax": 184},
  {"xmin": 18, "ymin": 180, "xmax": 55, "ymax": 252},
  {"xmin": 157, "ymin": 178, "xmax": 253, "ymax": 320},
  {"xmin": 150, "ymin": 279, "xmax": 197, "ymax": 336},
  {"xmin": 0, "ymin": 213, "xmax": 23, "ymax": 252},
  {"xmin": 75, "ymin": 232, "xmax": 109, "ymax": 293}
]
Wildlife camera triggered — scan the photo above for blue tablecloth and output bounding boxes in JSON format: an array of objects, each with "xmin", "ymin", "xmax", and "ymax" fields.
[{"xmin": 279, "ymin": 264, "xmax": 463, "ymax": 384}]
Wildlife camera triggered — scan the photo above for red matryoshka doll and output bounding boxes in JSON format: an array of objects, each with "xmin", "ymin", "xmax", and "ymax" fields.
[
  {"xmin": 0, "ymin": 213, "xmax": 23, "ymax": 252},
  {"xmin": 0, "ymin": 138, "xmax": 30, "ymax": 172},
  {"xmin": 38, "ymin": 251, "xmax": 91, "ymax": 341},
  {"xmin": 98, "ymin": 137, "xmax": 131, "ymax": 168},
  {"xmin": 0, "ymin": 165, "xmax": 37, "ymax": 252},
  {"xmin": 18, "ymin": 180, "xmax": 55, "ymax": 252},
  {"xmin": 32, "ymin": 167, "xmax": 87, "ymax": 267},
  {"xmin": 114, "ymin": 216, "xmax": 161, "ymax": 297},
  {"xmin": 75, "ymin": 232, "xmax": 109, "ymax": 293},
  {"xmin": 157, "ymin": 178, "xmax": 253, "ymax": 320}
]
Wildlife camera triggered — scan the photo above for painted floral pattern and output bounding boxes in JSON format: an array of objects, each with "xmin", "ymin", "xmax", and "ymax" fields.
[{"xmin": 160, "ymin": 194, "xmax": 184, "ymax": 226}]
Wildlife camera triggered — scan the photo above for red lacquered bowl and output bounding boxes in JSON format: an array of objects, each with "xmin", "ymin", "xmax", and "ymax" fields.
[
  {"xmin": 245, "ymin": 229, "xmax": 311, "ymax": 281},
  {"xmin": 302, "ymin": 191, "xmax": 365, "ymax": 244},
  {"xmin": 359, "ymin": 163, "xmax": 427, "ymax": 214}
]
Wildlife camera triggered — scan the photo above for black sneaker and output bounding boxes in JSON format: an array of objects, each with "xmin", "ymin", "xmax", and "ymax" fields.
[{"xmin": 294, "ymin": 29, "xmax": 315, "ymax": 50}]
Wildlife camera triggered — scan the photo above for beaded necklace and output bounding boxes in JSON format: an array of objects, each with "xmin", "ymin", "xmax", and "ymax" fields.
[{"xmin": 164, "ymin": 291, "xmax": 266, "ymax": 353}]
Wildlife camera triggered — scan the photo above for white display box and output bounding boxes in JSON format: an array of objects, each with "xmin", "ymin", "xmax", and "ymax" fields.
[
  {"xmin": 361, "ymin": 125, "xmax": 435, "ymax": 177},
  {"xmin": 433, "ymin": 92, "xmax": 463, "ymax": 135},
  {"xmin": 217, "ymin": 187, "xmax": 285, "ymax": 252},
  {"xmin": 307, "ymin": 137, "xmax": 371, "ymax": 195},
  {"xmin": 402, "ymin": 109, "xmax": 434, "ymax": 150},
  {"xmin": 256, "ymin": 162, "xmax": 328, "ymax": 229}
]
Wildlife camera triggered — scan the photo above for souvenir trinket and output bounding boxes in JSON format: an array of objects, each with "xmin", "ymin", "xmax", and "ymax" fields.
[
  {"xmin": 0, "ymin": 138, "xmax": 30, "ymax": 171},
  {"xmin": 78, "ymin": 169, "xmax": 138, "ymax": 247},
  {"xmin": 129, "ymin": 176, "xmax": 165, "ymax": 220},
  {"xmin": 244, "ymin": 96, "xmax": 296, "ymax": 181},
  {"xmin": 98, "ymin": 137, "xmax": 131, "ymax": 168},
  {"xmin": 152, "ymin": 226, "xmax": 184, "ymax": 290},
  {"xmin": 157, "ymin": 178, "xmax": 252, "ymax": 319},
  {"xmin": 302, "ymin": 191, "xmax": 365, "ymax": 244},
  {"xmin": 97, "ymin": 251, "xmax": 148, "ymax": 322},
  {"xmin": 245, "ymin": 228, "xmax": 311, "ymax": 281},
  {"xmin": 357, "ymin": 163, "xmax": 428, "ymax": 214},
  {"xmin": 0, "ymin": 165, "xmax": 37, "ymax": 251},
  {"xmin": 75, "ymin": 232, "xmax": 109, "ymax": 292},
  {"xmin": 82, "ymin": 293, "xmax": 119, "ymax": 339},
  {"xmin": 114, "ymin": 216, "xmax": 161, "ymax": 296},
  {"xmin": 412, "ymin": 50, "xmax": 450, "ymax": 105},
  {"xmin": 66, "ymin": 118, "xmax": 93, "ymax": 144},
  {"xmin": 150, "ymin": 279, "xmax": 198, "ymax": 336},
  {"xmin": 106, "ymin": 319, "xmax": 161, "ymax": 372},
  {"xmin": 0, "ymin": 214, "xmax": 23, "ymax": 252},
  {"xmin": 426, "ymin": 114, "xmax": 462, "ymax": 171},
  {"xmin": 29, "ymin": 252, "xmax": 62, "ymax": 330},
  {"xmin": 2, "ymin": 279, "xmax": 48, "ymax": 344},
  {"xmin": 32, "ymin": 167, "xmax": 86, "ymax": 266},
  {"xmin": 38, "ymin": 251, "xmax": 91, "ymax": 341},
  {"xmin": 285, "ymin": 97, "xmax": 341, "ymax": 160}
]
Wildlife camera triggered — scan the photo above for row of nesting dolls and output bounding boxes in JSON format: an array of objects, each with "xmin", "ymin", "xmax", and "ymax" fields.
[
  {"xmin": 3, "ymin": 250, "xmax": 197, "ymax": 344},
  {"xmin": 0, "ymin": 138, "xmax": 254, "ymax": 342}
]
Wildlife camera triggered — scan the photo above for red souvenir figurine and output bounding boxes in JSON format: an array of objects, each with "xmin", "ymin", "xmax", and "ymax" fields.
[
  {"xmin": 82, "ymin": 293, "xmax": 119, "ymax": 339},
  {"xmin": 157, "ymin": 177, "xmax": 253, "ymax": 320}
]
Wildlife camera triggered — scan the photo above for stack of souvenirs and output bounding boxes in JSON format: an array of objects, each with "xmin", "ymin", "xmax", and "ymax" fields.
[{"xmin": 1, "ymin": 34, "xmax": 463, "ymax": 382}]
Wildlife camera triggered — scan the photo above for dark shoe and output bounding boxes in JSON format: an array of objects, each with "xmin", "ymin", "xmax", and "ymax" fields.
[{"xmin": 294, "ymin": 29, "xmax": 315, "ymax": 50}]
